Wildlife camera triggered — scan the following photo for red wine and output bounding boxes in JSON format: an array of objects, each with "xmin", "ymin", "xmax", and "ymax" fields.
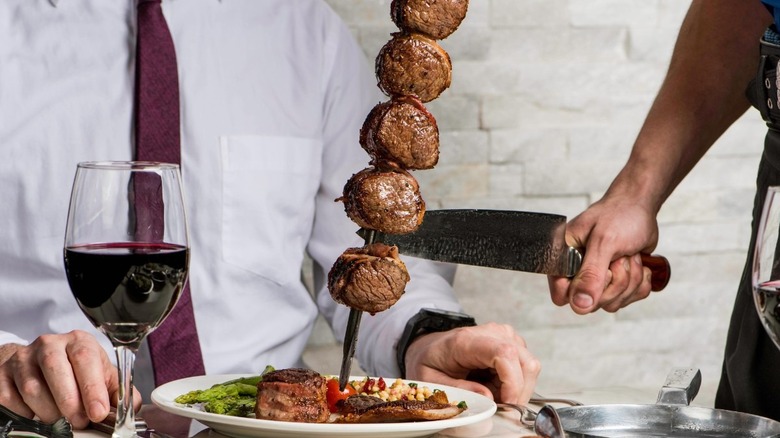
[
  {"xmin": 755, "ymin": 283, "xmax": 780, "ymax": 350},
  {"xmin": 64, "ymin": 242, "xmax": 189, "ymax": 347}
]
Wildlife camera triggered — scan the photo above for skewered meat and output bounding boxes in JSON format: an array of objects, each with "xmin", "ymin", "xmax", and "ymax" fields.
[
  {"xmin": 391, "ymin": 0, "xmax": 470, "ymax": 40},
  {"xmin": 335, "ymin": 391, "xmax": 465, "ymax": 423},
  {"xmin": 339, "ymin": 166, "xmax": 425, "ymax": 235},
  {"xmin": 360, "ymin": 95, "xmax": 439, "ymax": 170},
  {"xmin": 255, "ymin": 368, "xmax": 330, "ymax": 423},
  {"xmin": 328, "ymin": 0, "xmax": 471, "ymax": 369},
  {"xmin": 328, "ymin": 243, "xmax": 410, "ymax": 314},
  {"xmin": 376, "ymin": 32, "xmax": 452, "ymax": 103}
]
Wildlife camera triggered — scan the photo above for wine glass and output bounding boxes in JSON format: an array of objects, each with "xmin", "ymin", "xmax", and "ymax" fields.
[
  {"xmin": 63, "ymin": 161, "xmax": 189, "ymax": 438},
  {"xmin": 753, "ymin": 185, "xmax": 780, "ymax": 350}
]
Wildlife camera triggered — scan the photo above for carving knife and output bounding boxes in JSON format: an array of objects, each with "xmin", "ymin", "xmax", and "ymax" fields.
[
  {"xmin": 337, "ymin": 229, "xmax": 375, "ymax": 391},
  {"xmin": 357, "ymin": 209, "xmax": 671, "ymax": 291}
]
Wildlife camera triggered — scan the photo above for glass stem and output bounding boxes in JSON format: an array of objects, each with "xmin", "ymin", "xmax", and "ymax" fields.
[{"xmin": 113, "ymin": 345, "xmax": 137, "ymax": 438}]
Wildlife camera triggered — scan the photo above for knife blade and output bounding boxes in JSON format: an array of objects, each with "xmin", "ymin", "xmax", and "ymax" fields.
[
  {"xmin": 337, "ymin": 229, "xmax": 376, "ymax": 391},
  {"xmin": 338, "ymin": 308, "xmax": 362, "ymax": 391},
  {"xmin": 357, "ymin": 209, "xmax": 671, "ymax": 291}
]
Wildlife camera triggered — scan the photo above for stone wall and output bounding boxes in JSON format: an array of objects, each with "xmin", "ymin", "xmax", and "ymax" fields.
[{"xmin": 304, "ymin": 0, "xmax": 768, "ymax": 406}]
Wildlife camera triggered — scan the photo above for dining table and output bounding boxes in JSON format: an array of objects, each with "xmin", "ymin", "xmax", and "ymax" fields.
[{"xmin": 69, "ymin": 385, "xmax": 666, "ymax": 438}]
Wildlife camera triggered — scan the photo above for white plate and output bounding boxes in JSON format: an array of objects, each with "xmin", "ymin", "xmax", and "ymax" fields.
[{"xmin": 151, "ymin": 374, "xmax": 497, "ymax": 438}]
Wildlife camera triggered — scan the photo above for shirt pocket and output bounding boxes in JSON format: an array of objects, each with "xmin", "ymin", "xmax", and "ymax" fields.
[{"xmin": 220, "ymin": 135, "xmax": 321, "ymax": 285}]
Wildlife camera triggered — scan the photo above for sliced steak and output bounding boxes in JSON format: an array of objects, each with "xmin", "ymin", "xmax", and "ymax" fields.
[
  {"xmin": 336, "ymin": 391, "xmax": 465, "ymax": 423},
  {"xmin": 376, "ymin": 32, "xmax": 452, "ymax": 103},
  {"xmin": 328, "ymin": 243, "xmax": 410, "ymax": 314},
  {"xmin": 391, "ymin": 0, "xmax": 470, "ymax": 40},
  {"xmin": 338, "ymin": 166, "xmax": 425, "ymax": 235},
  {"xmin": 360, "ymin": 96, "xmax": 439, "ymax": 170},
  {"xmin": 255, "ymin": 368, "xmax": 330, "ymax": 423}
]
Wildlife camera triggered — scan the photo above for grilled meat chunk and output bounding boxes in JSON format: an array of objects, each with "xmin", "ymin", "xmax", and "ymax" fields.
[
  {"xmin": 336, "ymin": 391, "xmax": 465, "ymax": 423},
  {"xmin": 328, "ymin": 243, "xmax": 410, "ymax": 314},
  {"xmin": 360, "ymin": 96, "xmax": 439, "ymax": 170},
  {"xmin": 376, "ymin": 32, "xmax": 452, "ymax": 103},
  {"xmin": 255, "ymin": 368, "xmax": 330, "ymax": 423},
  {"xmin": 391, "ymin": 0, "xmax": 470, "ymax": 40},
  {"xmin": 338, "ymin": 166, "xmax": 425, "ymax": 235}
]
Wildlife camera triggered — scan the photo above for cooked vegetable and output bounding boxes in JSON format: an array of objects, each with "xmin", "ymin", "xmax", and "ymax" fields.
[
  {"xmin": 325, "ymin": 378, "xmax": 357, "ymax": 412},
  {"xmin": 174, "ymin": 365, "xmax": 275, "ymax": 417}
]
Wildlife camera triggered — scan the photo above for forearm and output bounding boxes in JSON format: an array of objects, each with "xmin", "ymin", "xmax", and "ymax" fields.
[{"xmin": 609, "ymin": 0, "xmax": 770, "ymax": 212}]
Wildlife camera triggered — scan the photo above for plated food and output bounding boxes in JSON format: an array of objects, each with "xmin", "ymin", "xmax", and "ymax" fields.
[
  {"xmin": 151, "ymin": 373, "xmax": 496, "ymax": 438},
  {"xmin": 172, "ymin": 367, "xmax": 467, "ymax": 425}
]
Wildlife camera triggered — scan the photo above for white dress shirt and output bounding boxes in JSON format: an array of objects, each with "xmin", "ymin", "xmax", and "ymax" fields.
[{"xmin": 0, "ymin": 0, "xmax": 461, "ymax": 399}]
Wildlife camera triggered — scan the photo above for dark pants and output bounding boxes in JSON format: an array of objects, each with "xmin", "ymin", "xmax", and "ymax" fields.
[{"xmin": 714, "ymin": 35, "xmax": 780, "ymax": 421}]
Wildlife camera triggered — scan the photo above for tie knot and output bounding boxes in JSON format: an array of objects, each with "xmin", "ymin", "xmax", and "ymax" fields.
[{"xmin": 139, "ymin": 0, "xmax": 161, "ymax": 4}]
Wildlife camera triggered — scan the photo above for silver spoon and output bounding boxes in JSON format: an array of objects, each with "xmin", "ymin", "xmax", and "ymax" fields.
[{"xmin": 534, "ymin": 404, "xmax": 566, "ymax": 438}]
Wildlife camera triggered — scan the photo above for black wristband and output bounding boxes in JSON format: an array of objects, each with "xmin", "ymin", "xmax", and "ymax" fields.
[{"xmin": 395, "ymin": 308, "xmax": 476, "ymax": 378}]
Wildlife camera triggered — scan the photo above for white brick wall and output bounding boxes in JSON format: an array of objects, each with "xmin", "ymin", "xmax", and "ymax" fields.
[{"xmin": 305, "ymin": 0, "xmax": 768, "ymax": 407}]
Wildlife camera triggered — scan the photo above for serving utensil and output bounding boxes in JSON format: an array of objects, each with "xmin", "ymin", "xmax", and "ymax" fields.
[
  {"xmin": 359, "ymin": 209, "xmax": 671, "ymax": 291},
  {"xmin": 338, "ymin": 308, "xmax": 362, "ymax": 391},
  {"xmin": 550, "ymin": 368, "xmax": 780, "ymax": 437},
  {"xmin": 497, "ymin": 403, "xmax": 566, "ymax": 438},
  {"xmin": 337, "ymin": 229, "xmax": 376, "ymax": 391},
  {"xmin": 535, "ymin": 404, "xmax": 566, "ymax": 438}
]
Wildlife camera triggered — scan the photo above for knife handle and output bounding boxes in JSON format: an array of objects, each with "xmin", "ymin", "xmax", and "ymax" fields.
[{"xmin": 641, "ymin": 253, "xmax": 671, "ymax": 291}]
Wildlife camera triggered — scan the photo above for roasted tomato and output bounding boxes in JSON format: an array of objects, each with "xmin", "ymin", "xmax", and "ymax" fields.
[{"xmin": 326, "ymin": 378, "xmax": 357, "ymax": 412}]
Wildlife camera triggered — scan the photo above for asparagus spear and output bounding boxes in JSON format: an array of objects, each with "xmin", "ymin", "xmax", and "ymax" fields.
[{"xmin": 174, "ymin": 365, "xmax": 275, "ymax": 417}]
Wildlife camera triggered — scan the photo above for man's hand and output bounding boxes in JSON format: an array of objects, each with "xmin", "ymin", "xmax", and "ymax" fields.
[
  {"xmin": 0, "ymin": 330, "xmax": 141, "ymax": 429},
  {"xmin": 547, "ymin": 194, "xmax": 659, "ymax": 314},
  {"xmin": 403, "ymin": 323, "xmax": 540, "ymax": 405}
]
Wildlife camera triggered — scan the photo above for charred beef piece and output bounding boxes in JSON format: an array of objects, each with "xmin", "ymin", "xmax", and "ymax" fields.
[
  {"xmin": 338, "ymin": 166, "xmax": 425, "ymax": 235},
  {"xmin": 255, "ymin": 368, "xmax": 330, "ymax": 423},
  {"xmin": 336, "ymin": 391, "xmax": 465, "ymax": 423},
  {"xmin": 360, "ymin": 96, "xmax": 439, "ymax": 170},
  {"xmin": 335, "ymin": 394, "xmax": 386, "ymax": 412},
  {"xmin": 328, "ymin": 243, "xmax": 410, "ymax": 314},
  {"xmin": 391, "ymin": 0, "xmax": 470, "ymax": 40},
  {"xmin": 376, "ymin": 32, "xmax": 452, "ymax": 103}
]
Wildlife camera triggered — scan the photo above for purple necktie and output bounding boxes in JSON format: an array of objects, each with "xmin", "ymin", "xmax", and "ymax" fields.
[{"xmin": 135, "ymin": 0, "xmax": 206, "ymax": 386}]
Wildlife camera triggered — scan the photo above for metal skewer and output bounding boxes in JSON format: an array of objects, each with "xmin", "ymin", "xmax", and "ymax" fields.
[{"xmin": 337, "ymin": 229, "xmax": 375, "ymax": 391}]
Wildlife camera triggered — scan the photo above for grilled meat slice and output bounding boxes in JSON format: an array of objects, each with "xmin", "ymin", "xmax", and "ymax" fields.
[
  {"xmin": 360, "ymin": 96, "xmax": 439, "ymax": 170},
  {"xmin": 376, "ymin": 32, "xmax": 452, "ymax": 103},
  {"xmin": 338, "ymin": 166, "xmax": 425, "ymax": 235},
  {"xmin": 391, "ymin": 0, "xmax": 470, "ymax": 40},
  {"xmin": 328, "ymin": 243, "xmax": 410, "ymax": 314},
  {"xmin": 336, "ymin": 391, "xmax": 465, "ymax": 423},
  {"xmin": 255, "ymin": 368, "xmax": 330, "ymax": 423}
]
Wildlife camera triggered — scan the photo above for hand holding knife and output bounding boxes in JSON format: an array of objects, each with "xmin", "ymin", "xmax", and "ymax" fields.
[{"xmin": 357, "ymin": 209, "xmax": 670, "ymax": 291}]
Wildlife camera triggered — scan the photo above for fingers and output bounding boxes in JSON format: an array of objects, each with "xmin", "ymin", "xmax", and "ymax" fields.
[
  {"xmin": 408, "ymin": 323, "xmax": 540, "ymax": 405},
  {"xmin": 598, "ymin": 255, "xmax": 653, "ymax": 312},
  {"xmin": 466, "ymin": 325, "xmax": 541, "ymax": 405},
  {"xmin": 566, "ymin": 247, "xmax": 612, "ymax": 314},
  {"xmin": 7, "ymin": 337, "xmax": 64, "ymax": 424},
  {"xmin": 0, "ymin": 331, "xmax": 116, "ymax": 429},
  {"xmin": 0, "ymin": 345, "xmax": 37, "ymax": 419},
  {"xmin": 514, "ymin": 340, "xmax": 541, "ymax": 403},
  {"xmin": 547, "ymin": 276, "xmax": 571, "ymax": 307},
  {"xmin": 560, "ymin": 246, "xmax": 656, "ymax": 314},
  {"xmin": 63, "ymin": 331, "xmax": 113, "ymax": 423}
]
